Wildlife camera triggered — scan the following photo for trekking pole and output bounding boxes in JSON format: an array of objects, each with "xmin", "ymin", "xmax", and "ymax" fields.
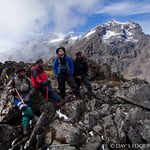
[
  {"xmin": 15, "ymin": 89, "xmax": 25, "ymax": 104},
  {"xmin": 46, "ymin": 86, "xmax": 48, "ymax": 101}
]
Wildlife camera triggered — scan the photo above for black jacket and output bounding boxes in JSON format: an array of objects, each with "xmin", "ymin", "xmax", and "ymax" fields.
[{"xmin": 74, "ymin": 56, "xmax": 88, "ymax": 76}]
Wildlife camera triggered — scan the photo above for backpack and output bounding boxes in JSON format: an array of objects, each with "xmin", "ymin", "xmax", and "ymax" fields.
[{"xmin": 12, "ymin": 77, "xmax": 31, "ymax": 90}]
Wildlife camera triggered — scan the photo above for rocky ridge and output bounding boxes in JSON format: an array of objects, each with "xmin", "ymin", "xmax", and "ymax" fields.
[
  {"xmin": 0, "ymin": 20, "xmax": 150, "ymax": 82},
  {"xmin": 0, "ymin": 61, "xmax": 150, "ymax": 150},
  {"xmin": 68, "ymin": 20, "xmax": 150, "ymax": 82}
]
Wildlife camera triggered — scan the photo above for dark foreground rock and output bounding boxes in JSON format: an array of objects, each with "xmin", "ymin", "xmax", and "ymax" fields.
[
  {"xmin": 0, "ymin": 61, "xmax": 150, "ymax": 150},
  {"xmin": 0, "ymin": 80, "xmax": 150, "ymax": 150}
]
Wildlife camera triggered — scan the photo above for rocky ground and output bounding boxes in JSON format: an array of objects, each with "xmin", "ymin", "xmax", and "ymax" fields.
[{"xmin": 0, "ymin": 61, "xmax": 150, "ymax": 150}]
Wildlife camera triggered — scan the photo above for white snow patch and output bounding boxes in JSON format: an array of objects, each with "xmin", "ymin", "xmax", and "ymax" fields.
[
  {"xmin": 104, "ymin": 20, "xmax": 136, "ymax": 29},
  {"xmin": 49, "ymin": 38, "xmax": 63, "ymax": 43},
  {"xmin": 70, "ymin": 36, "xmax": 78, "ymax": 41},
  {"xmin": 102, "ymin": 29, "xmax": 138, "ymax": 43},
  {"xmin": 84, "ymin": 29, "xmax": 96, "ymax": 38},
  {"xmin": 103, "ymin": 30, "xmax": 120, "ymax": 40},
  {"xmin": 89, "ymin": 131, "xmax": 94, "ymax": 136},
  {"xmin": 101, "ymin": 144, "xmax": 105, "ymax": 150},
  {"xmin": 56, "ymin": 109, "xmax": 68, "ymax": 120}
]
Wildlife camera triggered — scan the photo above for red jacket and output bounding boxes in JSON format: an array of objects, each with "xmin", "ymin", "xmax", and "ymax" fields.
[{"xmin": 31, "ymin": 67, "xmax": 48, "ymax": 88}]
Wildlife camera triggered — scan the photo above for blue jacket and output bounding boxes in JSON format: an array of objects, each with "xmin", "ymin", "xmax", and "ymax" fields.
[{"xmin": 53, "ymin": 55, "xmax": 74, "ymax": 75}]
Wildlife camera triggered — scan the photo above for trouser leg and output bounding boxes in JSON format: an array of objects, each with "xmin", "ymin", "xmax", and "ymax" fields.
[
  {"xmin": 57, "ymin": 75, "xmax": 66, "ymax": 99},
  {"xmin": 75, "ymin": 77, "xmax": 81, "ymax": 90},
  {"xmin": 67, "ymin": 74, "xmax": 81, "ymax": 97},
  {"xmin": 22, "ymin": 107, "xmax": 33, "ymax": 126},
  {"xmin": 22, "ymin": 107, "xmax": 33, "ymax": 135},
  {"xmin": 14, "ymin": 98, "xmax": 27, "ymax": 110},
  {"xmin": 41, "ymin": 86, "xmax": 61, "ymax": 103},
  {"xmin": 14, "ymin": 98, "xmax": 33, "ymax": 135},
  {"xmin": 74, "ymin": 77, "xmax": 81, "ymax": 96},
  {"xmin": 82, "ymin": 75, "xmax": 93, "ymax": 98}
]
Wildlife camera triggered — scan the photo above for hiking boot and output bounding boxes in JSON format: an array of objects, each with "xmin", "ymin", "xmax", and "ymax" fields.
[
  {"xmin": 59, "ymin": 99, "xmax": 67, "ymax": 102},
  {"xmin": 56, "ymin": 99, "xmax": 67, "ymax": 106},
  {"xmin": 55, "ymin": 101, "xmax": 65, "ymax": 107},
  {"xmin": 23, "ymin": 126, "xmax": 28, "ymax": 135},
  {"xmin": 76, "ymin": 97, "xmax": 82, "ymax": 101}
]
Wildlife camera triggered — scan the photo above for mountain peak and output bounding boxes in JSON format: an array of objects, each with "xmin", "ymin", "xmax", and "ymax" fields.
[
  {"xmin": 104, "ymin": 19, "xmax": 136, "ymax": 26},
  {"xmin": 93, "ymin": 20, "xmax": 143, "ymax": 44}
]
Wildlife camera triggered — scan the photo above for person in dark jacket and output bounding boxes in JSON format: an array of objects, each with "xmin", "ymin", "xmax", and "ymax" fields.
[
  {"xmin": 53, "ymin": 47, "xmax": 81, "ymax": 100},
  {"xmin": 31, "ymin": 59, "xmax": 66, "ymax": 106},
  {"xmin": 74, "ymin": 52, "xmax": 93, "ymax": 99},
  {"xmin": 7, "ymin": 67, "xmax": 35, "ymax": 135}
]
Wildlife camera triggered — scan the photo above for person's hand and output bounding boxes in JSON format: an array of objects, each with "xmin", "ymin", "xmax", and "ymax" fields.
[
  {"xmin": 75, "ymin": 76, "xmax": 81, "ymax": 79},
  {"xmin": 24, "ymin": 95, "xmax": 30, "ymax": 103},
  {"xmin": 42, "ymin": 80, "xmax": 51, "ymax": 86},
  {"xmin": 56, "ymin": 73, "xmax": 61, "ymax": 77},
  {"xmin": 45, "ymin": 80, "xmax": 51, "ymax": 86},
  {"xmin": 10, "ymin": 88, "xmax": 16, "ymax": 94}
]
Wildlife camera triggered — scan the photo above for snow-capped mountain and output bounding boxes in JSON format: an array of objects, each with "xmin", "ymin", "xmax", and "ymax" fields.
[
  {"xmin": 0, "ymin": 33, "xmax": 79, "ymax": 63},
  {"xmin": 0, "ymin": 19, "xmax": 150, "ymax": 82},
  {"xmin": 68, "ymin": 20, "xmax": 150, "ymax": 82}
]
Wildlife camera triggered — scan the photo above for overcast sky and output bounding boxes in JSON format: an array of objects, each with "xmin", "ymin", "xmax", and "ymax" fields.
[{"xmin": 0, "ymin": 0, "xmax": 150, "ymax": 53}]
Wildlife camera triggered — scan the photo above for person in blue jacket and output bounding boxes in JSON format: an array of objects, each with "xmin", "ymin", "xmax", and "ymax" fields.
[{"xmin": 53, "ymin": 47, "xmax": 81, "ymax": 100}]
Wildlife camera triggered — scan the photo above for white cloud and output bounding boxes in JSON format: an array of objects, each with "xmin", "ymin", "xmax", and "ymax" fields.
[
  {"xmin": 94, "ymin": 1, "xmax": 150, "ymax": 35},
  {"xmin": 95, "ymin": 1, "xmax": 150, "ymax": 16},
  {"xmin": 0, "ymin": 0, "xmax": 49, "ymax": 52},
  {"xmin": 0, "ymin": 0, "xmax": 99, "ymax": 52},
  {"xmin": 0, "ymin": 0, "xmax": 150, "ymax": 55},
  {"xmin": 44, "ymin": 0, "xmax": 99, "ymax": 32}
]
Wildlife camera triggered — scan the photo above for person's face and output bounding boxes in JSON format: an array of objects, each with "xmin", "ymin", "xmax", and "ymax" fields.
[
  {"xmin": 37, "ymin": 62, "xmax": 43, "ymax": 67},
  {"xmin": 37, "ymin": 62, "xmax": 44, "ymax": 70},
  {"xmin": 77, "ymin": 54, "xmax": 81, "ymax": 59},
  {"xmin": 37, "ymin": 62, "xmax": 44, "ymax": 71},
  {"xmin": 58, "ymin": 50, "xmax": 65, "ymax": 58},
  {"xmin": 18, "ymin": 71, "xmax": 25, "ymax": 77}
]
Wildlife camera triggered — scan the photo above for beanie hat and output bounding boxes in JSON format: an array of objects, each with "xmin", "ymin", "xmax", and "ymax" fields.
[
  {"xmin": 56, "ymin": 47, "xmax": 66, "ymax": 54},
  {"xmin": 15, "ymin": 67, "xmax": 25, "ymax": 74},
  {"xmin": 36, "ymin": 59, "xmax": 43, "ymax": 64},
  {"xmin": 76, "ymin": 52, "xmax": 82, "ymax": 56}
]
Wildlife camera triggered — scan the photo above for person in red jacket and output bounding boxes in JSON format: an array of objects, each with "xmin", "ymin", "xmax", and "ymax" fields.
[{"xmin": 31, "ymin": 59, "xmax": 66, "ymax": 106}]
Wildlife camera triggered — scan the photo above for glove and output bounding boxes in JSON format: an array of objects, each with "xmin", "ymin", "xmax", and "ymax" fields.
[
  {"xmin": 10, "ymin": 88, "xmax": 15, "ymax": 93},
  {"xmin": 41, "ymin": 80, "xmax": 51, "ymax": 86},
  {"xmin": 10, "ymin": 88, "xmax": 16, "ymax": 95},
  {"xmin": 75, "ymin": 76, "xmax": 81, "ymax": 79},
  {"xmin": 45, "ymin": 80, "xmax": 51, "ymax": 86},
  {"xmin": 56, "ymin": 73, "xmax": 61, "ymax": 78},
  {"xmin": 24, "ymin": 95, "xmax": 30, "ymax": 103}
]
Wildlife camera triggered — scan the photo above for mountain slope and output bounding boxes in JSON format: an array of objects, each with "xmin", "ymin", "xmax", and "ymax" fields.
[
  {"xmin": 68, "ymin": 20, "xmax": 150, "ymax": 82},
  {"xmin": 0, "ymin": 20, "xmax": 150, "ymax": 82}
]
